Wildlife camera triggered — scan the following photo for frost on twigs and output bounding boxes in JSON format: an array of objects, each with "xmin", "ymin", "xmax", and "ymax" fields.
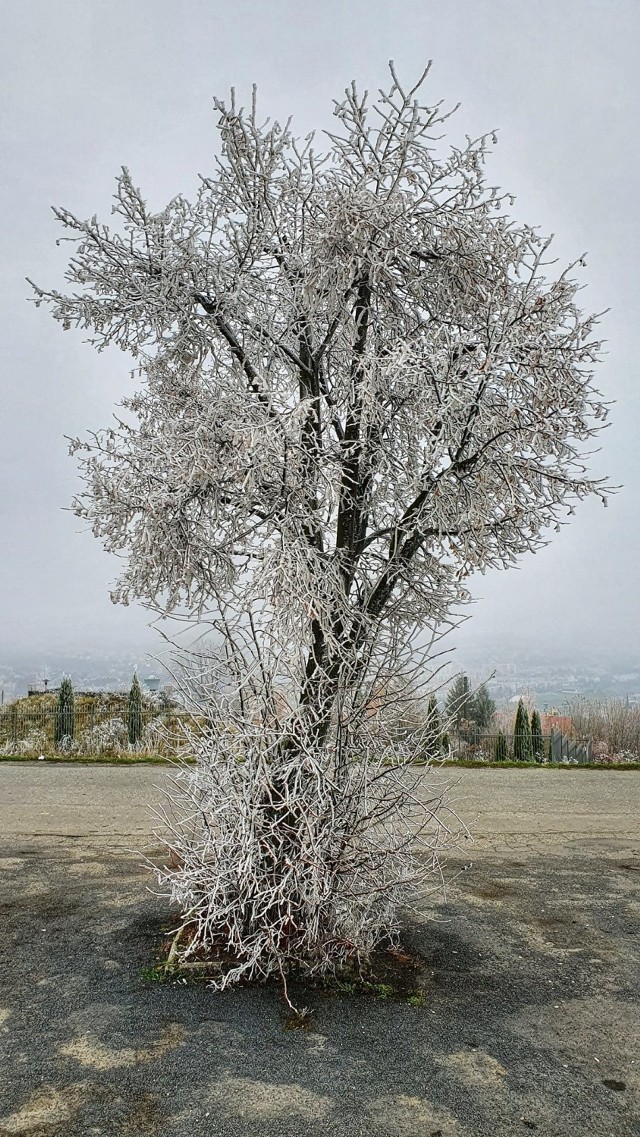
[
  {"xmin": 151, "ymin": 632, "xmax": 464, "ymax": 994},
  {"xmin": 34, "ymin": 63, "xmax": 611, "ymax": 994}
]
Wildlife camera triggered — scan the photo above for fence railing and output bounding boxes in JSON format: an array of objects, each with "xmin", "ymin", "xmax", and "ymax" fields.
[
  {"xmin": 0, "ymin": 704, "xmax": 193, "ymax": 757},
  {"xmin": 448, "ymin": 729, "xmax": 592, "ymax": 764},
  {"xmin": 0, "ymin": 705, "xmax": 594, "ymax": 763}
]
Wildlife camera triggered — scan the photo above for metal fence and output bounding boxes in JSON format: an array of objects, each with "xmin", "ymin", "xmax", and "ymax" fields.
[
  {"xmin": 448, "ymin": 729, "xmax": 592, "ymax": 764},
  {"xmin": 0, "ymin": 703, "xmax": 193, "ymax": 756},
  {"xmin": 0, "ymin": 705, "xmax": 594, "ymax": 763},
  {"xmin": 548, "ymin": 728, "xmax": 592, "ymax": 764}
]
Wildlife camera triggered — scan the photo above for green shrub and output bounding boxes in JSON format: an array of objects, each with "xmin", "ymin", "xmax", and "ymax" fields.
[
  {"xmin": 531, "ymin": 709, "xmax": 544, "ymax": 762},
  {"xmin": 494, "ymin": 731, "xmax": 508, "ymax": 762},
  {"xmin": 128, "ymin": 673, "xmax": 144, "ymax": 745},
  {"xmin": 513, "ymin": 699, "xmax": 532, "ymax": 761},
  {"xmin": 55, "ymin": 677, "xmax": 75, "ymax": 746}
]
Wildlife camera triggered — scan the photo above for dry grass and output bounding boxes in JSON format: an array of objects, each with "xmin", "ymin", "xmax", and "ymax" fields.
[{"xmin": 566, "ymin": 698, "xmax": 640, "ymax": 761}]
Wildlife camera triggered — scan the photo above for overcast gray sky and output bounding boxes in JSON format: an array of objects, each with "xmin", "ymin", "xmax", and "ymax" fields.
[{"xmin": 1, "ymin": 0, "xmax": 638, "ymax": 662}]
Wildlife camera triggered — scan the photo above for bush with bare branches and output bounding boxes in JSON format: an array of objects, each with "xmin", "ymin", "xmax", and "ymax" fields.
[{"xmin": 566, "ymin": 698, "xmax": 640, "ymax": 762}]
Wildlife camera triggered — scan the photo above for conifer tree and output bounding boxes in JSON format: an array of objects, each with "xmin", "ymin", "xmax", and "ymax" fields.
[
  {"xmin": 469, "ymin": 683, "xmax": 496, "ymax": 743},
  {"xmin": 513, "ymin": 699, "xmax": 532, "ymax": 761},
  {"xmin": 471, "ymin": 684, "xmax": 495, "ymax": 729},
  {"xmin": 55, "ymin": 676, "xmax": 75, "ymax": 745},
  {"xmin": 445, "ymin": 675, "xmax": 471, "ymax": 737},
  {"xmin": 445, "ymin": 676, "xmax": 495, "ymax": 743},
  {"xmin": 128, "ymin": 673, "xmax": 144, "ymax": 746},
  {"xmin": 530, "ymin": 709, "xmax": 544, "ymax": 763},
  {"xmin": 494, "ymin": 730, "xmax": 508, "ymax": 762},
  {"xmin": 422, "ymin": 694, "xmax": 442, "ymax": 760}
]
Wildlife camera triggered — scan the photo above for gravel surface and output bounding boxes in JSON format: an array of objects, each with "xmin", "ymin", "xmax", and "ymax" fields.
[
  {"xmin": 1, "ymin": 762, "xmax": 639, "ymax": 847},
  {"xmin": 0, "ymin": 764, "xmax": 638, "ymax": 1136}
]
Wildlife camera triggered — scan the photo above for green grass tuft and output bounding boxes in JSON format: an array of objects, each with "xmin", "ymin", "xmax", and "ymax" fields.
[{"xmin": 139, "ymin": 963, "xmax": 171, "ymax": 982}]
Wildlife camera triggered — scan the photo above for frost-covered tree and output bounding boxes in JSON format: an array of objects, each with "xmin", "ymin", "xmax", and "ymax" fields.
[{"xmin": 33, "ymin": 64, "xmax": 609, "ymax": 998}]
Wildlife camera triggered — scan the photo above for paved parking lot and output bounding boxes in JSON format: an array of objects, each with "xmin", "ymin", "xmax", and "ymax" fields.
[
  {"xmin": 1, "ymin": 762, "xmax": 638, "ymax": 847},
  {"xmin": 0, "ymin": 764, "xmax": 638, "ymax": 1136}
]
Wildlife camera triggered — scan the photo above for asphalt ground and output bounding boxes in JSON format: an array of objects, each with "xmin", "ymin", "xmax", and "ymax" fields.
[{"xmin": 0, "ymin": 764, "xmax": 638, "ymax": 1136}]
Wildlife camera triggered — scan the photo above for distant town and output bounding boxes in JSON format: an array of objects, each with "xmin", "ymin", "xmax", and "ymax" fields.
[
  {"xmin": 1, "ymin": 645, "xmax": 638, "ymax": 711},
  {"xmin": 460, "ymin": 650, "xmax": 640, "ymax": 711},
  {"xmin": 0, "ymin": 648, "xmax": 172, "ymax": 706}
]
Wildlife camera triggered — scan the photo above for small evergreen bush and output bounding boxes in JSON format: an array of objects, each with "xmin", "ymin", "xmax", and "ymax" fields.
[
  {"xmin": 494, "ymin": 731, "xmax": 508, "ymax": 762},
  {"xmin": 128, "ymin": 673, "xmax": 144, "ymax": 746},
  {"xmin": 55, "ymin": 676, "xmax": 75, "ymax": 746},
  {"xmin": 422, "ymin": 694, "xmax": 442, "ymax": 759},
  {"xmin": 531, "ymin": 709, "xmax": 544, "ymax": 762},
  {"xmin": 513, "ymin": 699, "xmax": 532, "ymax": 761}
]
